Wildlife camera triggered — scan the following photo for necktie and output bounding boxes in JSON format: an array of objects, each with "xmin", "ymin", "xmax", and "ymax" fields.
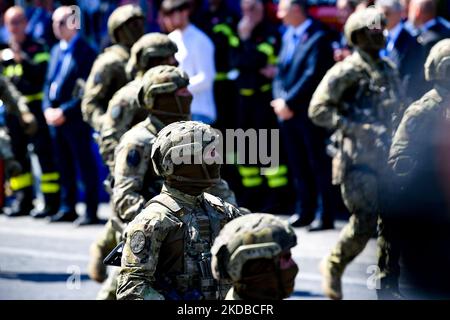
[{"xmin": 284, "ymin": 33, "xmax": 299, "ymax": 65}]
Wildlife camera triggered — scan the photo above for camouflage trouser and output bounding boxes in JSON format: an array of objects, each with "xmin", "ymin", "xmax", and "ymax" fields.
[
  {"xmin": 92, "ymin": 219, "xmax": 120, "ymax": 300},
  {"xmin": 93, "ymin": 219, "xmax": 118, "ymax": 258},
  {"xmin": 325, "ymin": 170, "xmax": 379, "ymax": 276},
  {"xmin": 96, "ymin": 267, "xmax": 119, "ymax": 300},
  {"xmin": 376, "ymin": 212, "xmax": 401, "ymax": 297}
]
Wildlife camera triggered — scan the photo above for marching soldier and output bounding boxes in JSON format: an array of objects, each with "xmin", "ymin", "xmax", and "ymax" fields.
[
  {"xmin": 309, "ymin": 8, "xmax": 405, "ymax": 300},
  {"xmin": 117, "ymin": 120, "xmax": 243, "ymax": 300}
]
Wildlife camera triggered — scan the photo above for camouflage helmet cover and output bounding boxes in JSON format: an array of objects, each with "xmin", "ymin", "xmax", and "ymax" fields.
[
  {"xmin": 211, "ymin": 213, "xmax": 297, "ymax": 282},
  {"xmin": 127, "ymin": 33, "xmax": 178, "ymax": 76},
  {"xmin": 151, "ymin": 121, "xmax": 220, "ymax": 178},
  {"xmin": 138, "ymin": 65, "xmax": 189, "ymax": 110},
  {"xmin": 107, "ymin": 4, "xmax": 144, "ymax": 43},
  {"xmin": 344, "ymin": 7, "xmax": 386, "ymax": 46},
  {"xmin": 424, "ymin": 39, "xmax": 450, "ymax": 82}
]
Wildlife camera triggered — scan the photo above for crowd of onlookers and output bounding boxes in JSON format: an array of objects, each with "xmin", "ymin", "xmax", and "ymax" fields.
[{"xmin": 0, "ymin": 0, "xmax": 449, "ymax": 230}]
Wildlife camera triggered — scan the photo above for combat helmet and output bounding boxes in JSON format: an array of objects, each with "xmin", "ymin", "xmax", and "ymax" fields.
[
  {"xmin": 424, "ymin": 39, "xmax": 450, "ymax": 83},
  {"xmin": 151, "ymin": 121, "xmax": 222, "ymax": 180},
  {"xmin": 107, "ymin": 4, "xmax": 144, "ymax": 44},
  {"xmin": 138, "ymin": 65, "xmax": 190, "ymax": 111},
  {"xmin": 126, "ymin": 33, "xmax": 178, "ymax": 77},
  {"xmin": 344, "ymin": 7, "xmax": 386, "ymax": 46},
  {"xmin": 211, "ymin": 213, "xmax": 297, "ymax": 282}
]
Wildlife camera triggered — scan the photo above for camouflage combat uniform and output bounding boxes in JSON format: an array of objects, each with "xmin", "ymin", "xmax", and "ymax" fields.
[
  {"xmin": 99, "ymin": 33, "xmax": 178, "ymax": 172},
  {"xmin": 308, "ymin": 8, "xmax": 404, "ymax": 300},
  {"xmin": 377, "ymin": 39, "xmax": 450, "ymax": 298},
  {"xmin": 81, "ymin": 4, "xmax": 144, "ymax": 132},
  {"xmin": 94, "ymin": 67, "xmax": 237, "ymax": 300},
  {"xmin": 117, "ymin": 121, "xmax": 242, "ymax": 300}
]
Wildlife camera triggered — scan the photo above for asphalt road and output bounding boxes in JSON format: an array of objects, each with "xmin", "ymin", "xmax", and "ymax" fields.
[{"xmin": 0, "ymin": 203, "xmax": 379, "ymax": 300}]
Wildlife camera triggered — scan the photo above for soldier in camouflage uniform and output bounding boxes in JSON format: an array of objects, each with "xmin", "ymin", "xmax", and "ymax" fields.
[
  {"xmin": 211, "ymin": 213, "xmax": 298, "ymax": 300},
  {"xmin": 117, "ymin": 120, "xmax": 243, "ymax": 300},
  {"xmin": 378, "ymin": 39, "xmax": 450, "ymax": 299},
  {"xmin": 99, "ymin": 33, "xmax": 178, "ymax": 173},
  {"xmin": 308, "ymin": 8, "xmax": 404, "ymax": 300},
  {"xmin": 81, "ymin": 4, "xmax": 145, "ymax": 132},
  {"xmin": 0, "ymin": 76, "xmax": 36, "ymax": 180},
  {"xmin": 92, "ymin": 66, "xmax": 237, "ymax": 299},
  {"xmin": 88, "ymin": 33, "xmax": 177, "ymax": 286}
]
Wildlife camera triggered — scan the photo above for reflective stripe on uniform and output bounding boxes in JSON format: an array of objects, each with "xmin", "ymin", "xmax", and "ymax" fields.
[
  {"xmin": 239, "ymin": 84, "xmax": 272, "ymax": 96},
  {"xmin": 33, "ymin": 52, "xmax": 50, "ymax": 64},
  {"xmin": 257, "ymin": 42, "xmax": 278, "ymax": 65},
  {"xmin": 264, "ymin": 165, "xmax": 289, "ymax": 188},
  {"xmin": 40, "ymin": 172, "xmax": 60, "ymax": 194},
  {"xmin": 215, "ymin": 72, "xmax": 228, "ymax": 81},
  {"xmin": 10, "ymin": 172, "xmax": 33, "ymax": 191},
  {"xmin": 213, "ymin": 23, "xmax": 240, "ymax": 48},
  {"xmin": 260, "ymin": 83, "xmax": 272, "ymax": 92},
  {"xmin": 238, "ymin": 166, "xmax": 263, "ymax": 188},
  {"xmin": 41, "ymin": 183, "xmax": 60, "ymax": 193},
  {"xmin": 24, "ymin": 92, "xmax": 44, "ymax": 103},
  {"xmin": 3, "ymin": 64, "xmax": 23, "ymax": 77}
]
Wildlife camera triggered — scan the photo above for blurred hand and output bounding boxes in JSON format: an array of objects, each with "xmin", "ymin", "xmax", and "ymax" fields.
[
  {"xmin": 21, "ymin": 112, "xmax": 37, "ymax": 135},
  {"xmin": 10, "ymin": 40, "xmax": 23, "ymax": 63},
  {"xmin": 259, "ymin": 65, "xmax": 278, "ymax": 79},
  {"xmin": 44, "ymin": 108, "xmax": 66, "ymax": 126},
  {"xmin": 271, "ymin": 98, "xmax": 294, "ymax": 121},
  {"xmin": 238, "ymin": 16, "xmax": 255, "ymax": 40}
]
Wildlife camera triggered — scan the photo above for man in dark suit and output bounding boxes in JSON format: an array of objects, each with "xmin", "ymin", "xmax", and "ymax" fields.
[
  {"xmin": 43, "ymin": 6, "xmax": 99, "ymax": 226},
  {"xmin": 408, "ymin": 0, "xmax": 450, "ymax": 55},
  {"xmin": 377, "ymin": 0, "xmax": 427, "ymax": 101},
  {"xmin": 272, "ymin": 0, "xmax": 339, "ymax": 231}
]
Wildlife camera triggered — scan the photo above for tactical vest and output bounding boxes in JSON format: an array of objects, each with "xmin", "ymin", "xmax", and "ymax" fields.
[
  {"xmin": 147, "ymin": 192, "xmax": 233, "ymax": 300},
  {"xmin": 336, "ymin": 55, "xmax": 404, "ymax": 177}
]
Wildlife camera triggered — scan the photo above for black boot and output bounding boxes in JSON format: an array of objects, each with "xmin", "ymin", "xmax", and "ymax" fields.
[{"xmin": 31, "ymin": 193, "xmax": 60, "ymax": 218}]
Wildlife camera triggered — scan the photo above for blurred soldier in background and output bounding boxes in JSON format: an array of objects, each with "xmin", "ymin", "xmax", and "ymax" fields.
[
  {"xmin": 82, "ymin": 4, "xmax": 145, "ymax": 132},
  {"xmin": 98, "ymin": 33, "xmax": 178, "ymax": 173},
  {"xmin": 211, "ymin": 213, "xmax": 298, "ymax": 300},
  {"xmin": 309, "ymin": 8, "xmax": 404, "ymax": 300},
  {"xmin": 379, "ymin": 39, "xmax": 450, "ymax": 299},
  {"xmin": 117, "ymin": 120, "xmax": 242, "ymax": 300},
  {"xmin": 2, "ymin": 6, "xmax": 59, "ymax": 218},
  {"xmin": 88, "ymin": 35, "xmax": 178, "ymax": 288}
]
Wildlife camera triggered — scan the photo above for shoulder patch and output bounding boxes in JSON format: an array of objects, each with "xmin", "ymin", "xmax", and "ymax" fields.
[
  {"xmin": 126, "ymin": 148, "xmax": 141, "ymax": 167},
  {"xmin": 130, "ymin": 230, "xmax": 146, "ymax": 254}
]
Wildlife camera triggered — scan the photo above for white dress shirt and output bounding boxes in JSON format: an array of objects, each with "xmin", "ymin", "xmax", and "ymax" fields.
[{"xmin": 169, "ymin": 24, "xmax": 217, "ymax": 122}]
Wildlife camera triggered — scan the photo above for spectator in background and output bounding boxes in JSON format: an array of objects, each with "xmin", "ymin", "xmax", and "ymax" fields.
[
  {"xmin": 376, "ymin": 0, "xmax": 427, "ymax": 101},
  {"xmin": 333, "ymin": 0, "xmax": 359, "ymax": 62},
  {"xmin": 272, "ymin": 0, "xmax": 338, "ymax": 230},
  {"xmin": 194, "ymin": 0, "xmax": 240, "ymax": 131},
  {"xmin": 25, "ymin": 0, "xmax": 57, "ymax": 47},
  {"xmin": 161, "ymin": 0, "xmax": 217, "ymax": 125},
  {"xmin": 230, "ymin": 0, "xmax": 294, "ymax": 215},
  {"xmin": 43, "ymin": 6, "xmax": 99, "ymax": 226},
  {"xmin": 2, "ymin": 6, "xmax": 60, "ymax": 218},
  {"xmin": 408, "ymin": 0, "xmax": 450, "ymax": 54}
]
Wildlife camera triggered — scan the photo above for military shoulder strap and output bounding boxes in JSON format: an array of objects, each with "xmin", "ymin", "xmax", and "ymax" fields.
[{"xmin": 145, "ymin": 193, "xmax": 183, "ymax": 213}]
